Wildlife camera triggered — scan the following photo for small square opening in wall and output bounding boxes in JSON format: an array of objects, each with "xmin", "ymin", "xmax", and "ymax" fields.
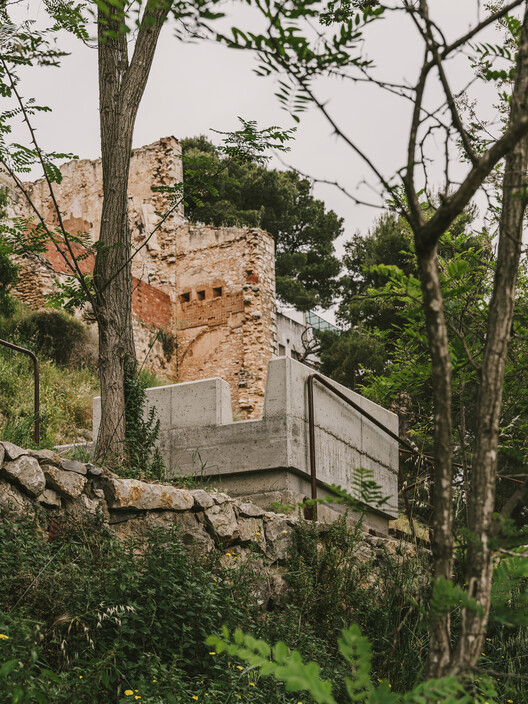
[
  {"xmin": 197, "ymin": 290, "xmax": 206, "ymax": 301},
  {"xmin": 213, "ymin": 286, "xmax": 223, "ymax": 298},
  {"xmin": 179, "ymin": 292, "xmax": 191, "ymax": 303}
]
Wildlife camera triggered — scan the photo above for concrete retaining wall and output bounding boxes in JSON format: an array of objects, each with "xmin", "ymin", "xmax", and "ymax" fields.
[{"xmin": 94, "ymin": 357, "xmax": 399, "ymax": 530}]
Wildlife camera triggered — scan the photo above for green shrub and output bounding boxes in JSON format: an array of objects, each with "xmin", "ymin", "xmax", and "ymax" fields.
[
  {"xmin": 16, "ymin": 310, "xmax": 88, "ymax": 367},
  {"xmin": 0, "ymin": 518, "xmax": 266, "ymax": 703}
]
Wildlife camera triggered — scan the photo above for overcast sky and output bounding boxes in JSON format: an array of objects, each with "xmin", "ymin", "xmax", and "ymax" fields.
[{"xmin": 8, "ymin": 1, "xmax": 507, "ymax": 262}]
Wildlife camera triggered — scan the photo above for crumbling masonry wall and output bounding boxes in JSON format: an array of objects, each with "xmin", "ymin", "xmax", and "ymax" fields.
[
  {"xmin": 8, "ymin": 138, "xmax": 277, "ymax": 418},
  {"xmin": 174, "ymin": 225, "xmax": 276, "ymax": 418}
]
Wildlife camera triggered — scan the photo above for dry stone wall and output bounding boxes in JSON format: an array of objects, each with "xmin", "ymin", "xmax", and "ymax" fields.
[{"xmin": 0, "ymin": 442, "xmax": 416, "ymax": 582}]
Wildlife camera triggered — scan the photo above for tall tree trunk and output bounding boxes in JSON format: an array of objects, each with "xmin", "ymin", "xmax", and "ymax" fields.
[
  {"xmin": 93, "ymin": 0, "xmax": 169, "ymax": 460},
  {"xmin": 416, "ymin": 247, "xmax": 454, "ymax": 678},
  {"xmin": 450, "ymin": 7, "xmax": 528, "ymax": 671}
]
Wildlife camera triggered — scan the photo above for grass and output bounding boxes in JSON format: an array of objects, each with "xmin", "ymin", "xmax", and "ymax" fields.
[
  {"xmin": 0, "ymin": 512, "xmax": 526, "ymax": 703},
  {"xmin": 0, "ymin": 302, "xmax": 169, "ymax": 450},
  {"xmin": 0, "ymin": 346, "xmax": 99, "ymax": 448}
]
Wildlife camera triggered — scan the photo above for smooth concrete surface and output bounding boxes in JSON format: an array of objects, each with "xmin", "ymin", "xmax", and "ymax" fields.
[
  {"xmin": 93, "ymin": 377, "xmax": 233, "ymax": 438},
  {"xmin": 93, "ymin": 358, "xmax": 399, "ymax": 523}
]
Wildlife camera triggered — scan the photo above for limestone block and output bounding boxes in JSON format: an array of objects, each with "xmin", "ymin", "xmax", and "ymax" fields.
[
  {"xmin": 43, "ymin": 465, "xmax": 87, "ymax": 499},
  {"xmin": 211, "ymin": 492, "xmax": 230, "ymax": 505},
  {"xmin": 103, "ymin": 477, "xmax": 194, "ymax": 511},
  {"xmin": 190, "ymin": 489, "xmax": 214, "ymax": 510},
  {"xmin": 85, "ymin": 463, "xmax": 103, "ymax": 476},
  {"xmin": 1, "ymin": 441, "xmax": 26, "ymax": 461},
  {"xmin": 59, "ymin": 458, "xmax": 87, "ymax": 475},
  {"xmin": 0, "ymin": 478, "xmax": 37, "ymax": 518},
  {"xmin": 149, "ymin": 511, "xmax": 214, "ymax": 553},
  {"xmin": 237, "ymin": 517, "xmax": 264, "ymax": 544},
  {"xmin": 28, "ymin": 449, "xmax": 62, "ymax": 466},
  {"xmin": 264, "ymin": 514, "xmax": 292, "ymax": 561},
  {"xmin": 62, "ymin": 493, "xmax": 109, "ymax": 523},
  {"xmin": 236, "ymin": 502, "xmax": 265, "ymax": 518},
  {"xmin": 38, "ymin": 489, "xmax": 62, "ymax": 508},
  {"xmin": 204, "ymin": 503, "xmax": 239, "ymax": 541},
  {"xmin": 1, "ymin": 456, "xmax": 46, "ymax": 497}
]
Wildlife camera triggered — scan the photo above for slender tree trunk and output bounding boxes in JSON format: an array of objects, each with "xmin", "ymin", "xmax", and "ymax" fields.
[
  {"xmin": 450, "ymin": 7, "xmax": 528, "ymax": 670},
  {"xmin": 416, "ymin": 247, "xmax": 455, "ymax": 678},
  {"xmin": 94, "ymin": 0, "xmax": 169, "ymax": 460}
]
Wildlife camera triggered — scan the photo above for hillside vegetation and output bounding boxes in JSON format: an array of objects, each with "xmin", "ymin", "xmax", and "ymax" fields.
[
  {"xmin": 1, "ymin": 513, "xmax": 527, "ymax": 704},
  {"xmin": 0, "ymin": 302, "xmax": 163, "ymax": 450}
]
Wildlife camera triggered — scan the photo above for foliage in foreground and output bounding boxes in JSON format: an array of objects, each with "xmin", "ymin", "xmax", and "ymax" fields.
[
  {"xmin": 0, "ymin": 515, "xmax": 526, "ymax": 703},
  {"xmin": 208, "ymin": 624, "xmax": 499, "ymax": 704}
]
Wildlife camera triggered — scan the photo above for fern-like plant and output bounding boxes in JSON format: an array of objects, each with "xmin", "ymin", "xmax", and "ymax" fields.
[{"xmin": 207, "ymin": 624, "xmax": 500, "ymax": 704}]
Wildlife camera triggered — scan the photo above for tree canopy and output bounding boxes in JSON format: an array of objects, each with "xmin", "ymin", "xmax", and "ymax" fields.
[{"xmin": 182, "ymin": 136, "xmax": 343, "ymax": 310}]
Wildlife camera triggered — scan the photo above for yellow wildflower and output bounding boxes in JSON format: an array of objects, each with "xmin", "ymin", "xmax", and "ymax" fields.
[
  {"xmin": 249, "ymin": 682, "xmax": 255, "ymax": 686},
  {"xmin": 236, "ymin": 665, "xmax": 243, "ymax": 670},
  {"xmin": 124, "ymin": 691, "xmax": 134, "ymax": 697},
  {"xmin": 209, "ymin": 652, "xmax": 216, "ymax": 655},
  {"xmin": 0, "ymin": 634, "xmax": 9, "ymax": 640},
  {"xmin": 192, "ymin": 697, "xmax": 199, "ymax": 701}
]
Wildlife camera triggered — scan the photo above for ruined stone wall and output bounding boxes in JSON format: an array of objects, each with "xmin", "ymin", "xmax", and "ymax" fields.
[
  {"xmin": 0, "ymin": 441, "xmax": 418, "ymax": 582},
  {"xmin": 12, "ymin": 136, "xmax": 184, "ymax": 293},
  {"xmin": 174, "ymin": 225, "xmax": 276, "ymax": 419},
  {"xmin": 10, "ymin": 246, "xmax": 176, "ymax": 379},
  {"xmin": 8, "ymin": 138, "xmax": 278, "ymax": 416}
]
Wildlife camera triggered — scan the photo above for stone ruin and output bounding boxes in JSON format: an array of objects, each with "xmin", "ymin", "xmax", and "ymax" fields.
[{"xmin": 7, "ymin": 137, "xmax": 276, "ymax": 420}]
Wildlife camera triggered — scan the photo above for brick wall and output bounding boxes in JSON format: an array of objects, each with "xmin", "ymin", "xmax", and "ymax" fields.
[
  {"xmin": 174, "ymin": 225, "xmax": 276, "ymax": 419},
  {"xmin": 132, "ymin": 277, "xmax": 171, "ymax": 329}
]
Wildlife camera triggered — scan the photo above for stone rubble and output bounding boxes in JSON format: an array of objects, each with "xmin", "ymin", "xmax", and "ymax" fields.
[{"xmin": 0, "ymin": 441, "xmax": 420, "ymax": 582}]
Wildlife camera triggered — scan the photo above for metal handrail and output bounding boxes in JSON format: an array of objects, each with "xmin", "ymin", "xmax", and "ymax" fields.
[
  {"xmin": 306, "ymin": 373, "xmax": 428, "ymax": 536},
  {"xmin": 0, "ymin": 338, "xmax": 39, "ymax": 444}
]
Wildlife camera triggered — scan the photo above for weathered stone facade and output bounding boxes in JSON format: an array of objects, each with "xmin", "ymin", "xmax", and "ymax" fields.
[
  {"xmin": 8, "ymin": 137, "xmax": 277, "ymax": 419},
  {"xmin": 174, "ymin": 225, "xmax": 276, "ymax": 417}
]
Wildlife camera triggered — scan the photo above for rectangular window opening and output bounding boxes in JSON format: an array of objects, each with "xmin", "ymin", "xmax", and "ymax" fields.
[
  {"xmin": 212, "ymin": 286, "xmax": 223, "ymax": 298},
  {"xmin": 197, "ymin": 290, "xmax": 206, "ymax": 301},
  {"xmin": 180, "ymin": 292, "xmax": 191, "ymax": 304}
]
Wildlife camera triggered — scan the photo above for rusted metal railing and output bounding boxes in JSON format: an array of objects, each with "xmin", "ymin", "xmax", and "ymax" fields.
[
  {"xmin": 306, "ymin": 373, "xmax": 432, "ymax": 536},
  {"xmin": 0, "ymin": 338, "xmax": 39, "ymax": 444}
]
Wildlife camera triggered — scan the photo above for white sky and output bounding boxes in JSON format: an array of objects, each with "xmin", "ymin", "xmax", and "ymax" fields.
[{"xmin": 8, "ymin": 1, "xmax": 508, "ymax": 256}]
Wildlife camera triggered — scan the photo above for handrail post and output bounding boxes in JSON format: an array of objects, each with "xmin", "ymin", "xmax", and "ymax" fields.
[
  {"xmin": 305, "ymin": 374, "xmax": 317, "ymax": 520},
  {"xmin": 0, "ymin": 338, "xmax": 40, "ymax": 445}
]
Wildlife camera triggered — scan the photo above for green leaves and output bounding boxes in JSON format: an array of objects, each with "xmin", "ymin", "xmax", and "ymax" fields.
[
  {"xmin": 490, "ymin": 552, "xmax": 528, "ymax": 627},
  {"xmin": 430, "ymin": 577, "xmax": 483, "ymax": 620},
  {"xmin": 218, "ymin": 0, "xmax": 380, "ymax": 123},
  {"xmin": 209, "ymin": 623, "xmax": 490, "ymax": 704},
  {"xmin": 207, "ymin": 626, "xmax": 337, "ymax": 703},
  {"xmin": 213, "ymin": 117, "xmax": 296, "ymax": 165}
]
